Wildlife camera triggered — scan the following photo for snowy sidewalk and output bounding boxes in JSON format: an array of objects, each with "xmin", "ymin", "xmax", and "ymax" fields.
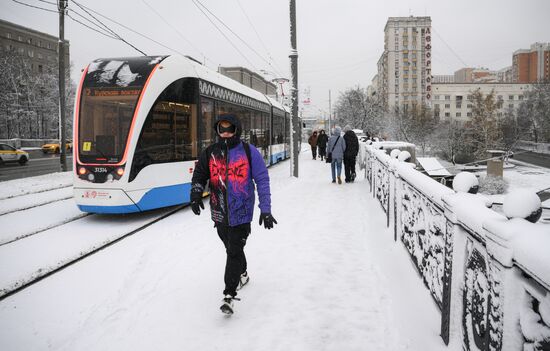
[{"xmin": 0, "ymin": 147, "xmax": 446, "ymax": 351}]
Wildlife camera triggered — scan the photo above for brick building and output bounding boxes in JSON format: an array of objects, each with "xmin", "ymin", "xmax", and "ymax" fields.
[{"xmin": 512, "ymin": 42, "xmax": 550, "ymax": 83}]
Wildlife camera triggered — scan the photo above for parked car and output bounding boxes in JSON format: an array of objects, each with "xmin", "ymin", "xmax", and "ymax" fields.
[
  {"xmin": 0, "ymin": 143, "xmax": 29, "ymax": 165},
  {"xmin": 41, "ymin": 140, "xmax": 72, "ymax": 154}
]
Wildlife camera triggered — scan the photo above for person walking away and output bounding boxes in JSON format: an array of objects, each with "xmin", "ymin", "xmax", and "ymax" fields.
[
  {"xmin": 327, "ymin": 126, "xmax": 346, "ymax": 184},
  {"xmin": 190, "ymin": 114, "xmax": 277, "ymax": 315},
  {"xmin": 343, "ymin": 125, "xmax": 359, "ymax": 183},
  {"xmin": 308, "ymin": 131, "xmax": 319, "ymax": 159},
  {"xmin": 317, "ymin": 129, "xmax": 328, "ymax": 161}
]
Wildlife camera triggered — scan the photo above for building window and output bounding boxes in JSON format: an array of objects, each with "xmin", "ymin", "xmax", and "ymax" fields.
[
  {"xmin": 434, "ymin": 95, "xmax": 440, "ymax": 100},
  {"xmin": 445, "ymin": 104, "xmax": 450, "ymax": 109},
  {"xmin": 509, "ymin": 95, "xmax": 514, "ymax": 100},
  {"xmin": 467, "ymin": 104, "xmax": 473, "ymax": 109},
  {"xmin": 18, "ymin": 35, "xmax": 22, "ymax": 41},
  {"xmin": 445, "ymin": 95, "xmax": 451, "ymax": 100},
  {"xmin": 434, "ymin": 104, "xmax": 440, "ymax": 109},
  {"xmin": 445, "ymin": 112, "xmax": 450, "ymax": 117},
  {"xmin": 456, "ymin": 112, "xmax": 461, "ymax": 117},
  {"xmin": 519, "ymin": 95, "xmax": 524, "ymax": 100},
  {"xmin": 467, "ymin": 95, "xmax": 473, "ymax": 101},
  {"xmin": 456, "ymin": 103, "xmax": 462, "ymax": 109},
  {"xmin": 509, "ymin": 104, "xmax": 514, "ymax": 109},
  {"xmin": 27, "ymin": 38, "xmax": 32, "ymax": 44},
  {"xmin": 467, "ymin": 112, "xmax": 472, "ymax": 117},
  {"xmin": 28, "ymin": 50, "xmax": 34, "ymax": 57},
  {"xmin": 6, "ymin": 33, "xmax": 11, "ymax": 39}
]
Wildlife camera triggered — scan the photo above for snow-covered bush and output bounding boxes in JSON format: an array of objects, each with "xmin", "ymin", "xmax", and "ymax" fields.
[
  {"xmin": 503, "ymin": 189, "xmax": 542, "ymax": 223},
  {"xmin": 452, "ymin": 172, "xmax": 479, "ymax": 194},
  {"xmin": 390, "ymin": 149, "xmax": 400, "ymax": 159},
  {"xmin": 398, "ymin": 150, "xmax": 412, "ymax": 162},
  {"xmin": 478, "ymin": 175, "xmax": 509, "ymax": 195}
]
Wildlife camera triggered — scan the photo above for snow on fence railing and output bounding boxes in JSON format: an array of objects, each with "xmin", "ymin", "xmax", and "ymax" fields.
[{"xmin": 362, "ymin": 143, "xmax": 550, "ymax": 351}]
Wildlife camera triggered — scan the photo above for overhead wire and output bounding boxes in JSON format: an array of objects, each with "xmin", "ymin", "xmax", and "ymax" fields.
[
  {"xmin": 140, "ymin": 0, "xmax": 213, "ymax": 66},
  {"xmin": 10, "ymin": 0, "xmax": 57, "ymax": 13},
  {"xmin": 71, "ymin": 0, "xmax": 192, "ymax": 59},
  {"xmin": 191, "ymin": 0, "xmax": 257, "ymax": 70},
  {"xmin": 66, "ymin": 13, "xmax": 119, "ymax": 40},
  {"xmin": 71, "ymin": 0, "xmax": 147, "ymax": 56},
  {"xmin": 193, "ymin": 0, "xmax": 286, "ymax": 75},
  {"xmin": 235, "ymin": 0, "xmax": 284, "ymax": 76},
  {"xmin": 432, "ymin": 27, "xmax": 469, "ymax": 67}
]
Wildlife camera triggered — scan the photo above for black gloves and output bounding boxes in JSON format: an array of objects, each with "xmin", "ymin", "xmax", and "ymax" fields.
[
  {"xmin": 259, "ymin": 213, "xmax": 277, "ymax": 229},
  {"xmin": 191, "ymin": 197, "xmax": 204, "ymax": 215}
]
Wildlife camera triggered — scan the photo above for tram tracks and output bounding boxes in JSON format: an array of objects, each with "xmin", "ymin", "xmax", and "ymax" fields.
[{"xmin": 0, "ymin": 204, "xmax": 185, "ymax": 302}]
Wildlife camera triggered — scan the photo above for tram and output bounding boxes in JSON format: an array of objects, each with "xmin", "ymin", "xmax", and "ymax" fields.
[{"xmin": 73, "ymin": 55, "xmax": 291, "ymax": 214}]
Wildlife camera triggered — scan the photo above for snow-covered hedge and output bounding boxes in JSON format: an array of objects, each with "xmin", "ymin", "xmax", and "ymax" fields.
[{"xmin": 363, "ymin": 143, "xmax": 550, "ymax": 350}]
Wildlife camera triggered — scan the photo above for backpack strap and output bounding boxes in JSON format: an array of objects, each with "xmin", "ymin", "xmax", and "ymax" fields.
[{"xmin": 243, "ymin": 141, "xmax": 252, "ymax": 175}]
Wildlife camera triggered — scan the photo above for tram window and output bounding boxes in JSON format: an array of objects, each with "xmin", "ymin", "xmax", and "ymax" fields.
[
  {"xmin": 130, "ymin": 78, "xmax": 197, "ymax": 181},
  {"xmin": 272, "ymin": 115, "xmax": 284, "ymax": 144},
  {"xmin": 200, "ymin": 97, "xmax": 215, "ymax": 151}
]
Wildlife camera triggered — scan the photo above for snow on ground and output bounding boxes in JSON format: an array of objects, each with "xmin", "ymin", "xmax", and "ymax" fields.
[
  {"xmin": 0, "ymin": 146, "xmax": 449, "ymax": 351},
  {"xmin": 0, "ymin": 186, "xmax": 73, "ymax": 215},
  {"xmin": 0, "ymin": 172, "xmax": 72, "ymax": 200}
]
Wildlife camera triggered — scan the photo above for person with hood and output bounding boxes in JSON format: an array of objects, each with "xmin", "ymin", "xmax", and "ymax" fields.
[
  {"xmin": 343, "ymin": 125, "xmax": 359, "ymax": 183},
  {"xmin": 190, "ymin": 114, "xmax": 277, "ymax": 315},
  {"xmin": 327, "ymin": 126, "xmax": 346, "ymax": 184},
  {"xmin": 317, "ymin": 129, "xmax": 329, "ymax": 161},
  {"xmin": 308, "ymin": 131, "xmax": 319, "ymax": 159}
]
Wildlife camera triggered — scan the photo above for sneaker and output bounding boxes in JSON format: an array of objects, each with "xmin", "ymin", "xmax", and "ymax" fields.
[
  {"xmin": 337, "ymin": 176, "xmax": 342, "ymax": 184},
  {"xmin": 220, "ymin": 295, "xmax": 240, "ymax": 315},
  {"xmin": 236, "ymin": 271, "xmax": 249, "ymax": 291}
]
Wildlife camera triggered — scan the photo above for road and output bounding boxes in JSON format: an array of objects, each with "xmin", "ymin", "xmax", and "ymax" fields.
[
  {"xmin": 513, "ymin": 150, "xmax": 550, "ymax": 169},
  {"xmin": 0, "ymin": 150, "xmax": 72, "ymax": 182}
]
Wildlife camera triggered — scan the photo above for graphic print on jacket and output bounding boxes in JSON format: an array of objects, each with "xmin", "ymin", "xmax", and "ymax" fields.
[{"xmin": 208, "ymin": 149, "xmax": 251, "ymax": 225}]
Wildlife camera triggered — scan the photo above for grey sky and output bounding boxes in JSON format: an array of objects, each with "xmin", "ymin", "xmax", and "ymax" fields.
[{"xmin": 2, "ymin": 0, "xmax": 549, "ymax": 118}]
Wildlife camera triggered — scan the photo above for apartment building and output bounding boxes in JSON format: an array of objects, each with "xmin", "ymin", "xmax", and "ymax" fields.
[
  {"xmin": 512, "ymin": 42, "xmax": 550, "ymax": 83},
  {"xmin": 0, "ymin": 19, "xmax": 70, "ymax": 74},
  {"xmin": 431, "ymin": 83, "xmax": 530, "ymax": 122},
  {"xmin": 379, "ymin": 16, "xmax": 433, "ymax": 111}
]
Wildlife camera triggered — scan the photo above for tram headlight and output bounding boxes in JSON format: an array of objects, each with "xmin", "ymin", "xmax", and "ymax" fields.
[
  {"xmin": 78, "ymin": 167, "xmax": 87, "ymax": 175},
  {"xmin": 115, "ymin": 167, "xmax": 124, "ymax": 177}
]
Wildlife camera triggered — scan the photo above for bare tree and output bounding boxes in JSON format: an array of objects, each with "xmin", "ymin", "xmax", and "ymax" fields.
[
  {"xmin": 465, "ymin": 89, "xmax": 499, "ymax": 159},
  {"xmin": 0, "ymin": 48, "xmax": 74, "ymax": 140},
  {"xmin": 334, "ymin": 86, "xmax": 385, "ymax": 135},
  {"xmin": 517, "ymin": 80, "xmax": 550, "ymax": 143}
]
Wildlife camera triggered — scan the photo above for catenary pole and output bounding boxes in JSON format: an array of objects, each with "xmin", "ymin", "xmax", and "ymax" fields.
[
  {"xmin": 289, "ymin": 0, "xmax": 299, "ymax": 177},
  {"xmin": 58, "ymin": 0, "xmax": 68, "ymax": 171}
]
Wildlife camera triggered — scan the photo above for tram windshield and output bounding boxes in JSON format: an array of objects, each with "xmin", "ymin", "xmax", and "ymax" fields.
[{"xmin": 78, "ymin": 56, "xmax": 165, "ymax": 164}]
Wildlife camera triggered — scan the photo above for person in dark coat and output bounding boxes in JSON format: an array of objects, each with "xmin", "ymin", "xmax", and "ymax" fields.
[
  {"xmin": 190, "ymin": 114, "xmax": 277, "ymax": 315},
  {"xmin": 308, "ymin": 131, "xmax": 319, "ymax": 159},
  {"xmin": 317, "ymin": 129, "xmax": 329, "ymax": 161},
  {"xmin": 343, "ymin": 125, "xmax": 359, "ymax": 183}
]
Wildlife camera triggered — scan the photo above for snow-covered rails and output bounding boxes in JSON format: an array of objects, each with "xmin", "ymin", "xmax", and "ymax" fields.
[{"xmin": 363, "ymin": 144, "xmax": 550, "ymax": 350}]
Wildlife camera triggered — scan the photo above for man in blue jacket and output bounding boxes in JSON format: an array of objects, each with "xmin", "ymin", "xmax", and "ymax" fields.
[{"xmin": 190, "ymin": 114, "xmax": 277, "ymax": 315}]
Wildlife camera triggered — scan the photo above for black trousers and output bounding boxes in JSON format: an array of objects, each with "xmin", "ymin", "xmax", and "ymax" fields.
[
  {"xmin": 318, "ymin": 146, "xmax": 326, "ymax": 159},
  {"xmin": 344, "ymin": 156, "xmax": 356, "ymax": 181},
  {"xmin": 311, "ymin": 146, "xmax": 317, "ymax": 159},
  {"xmin": 216, "ymin": 223, "xmax": 251, "ymax": 297}
]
